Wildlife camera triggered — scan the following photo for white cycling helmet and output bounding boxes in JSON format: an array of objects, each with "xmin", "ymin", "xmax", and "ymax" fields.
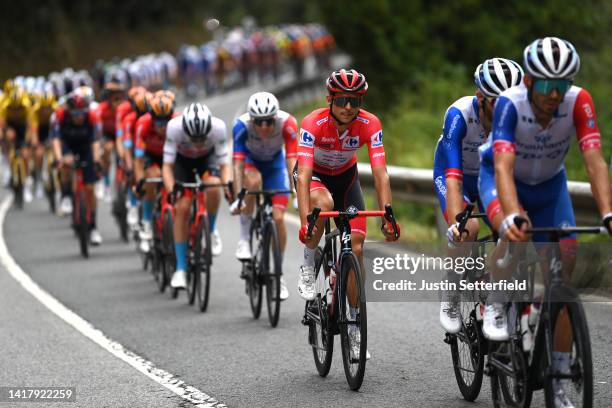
[
  {"xmin": 474, "ymin": 58, "xmax": 524, "ymax": 98},
  {"xmin": 523, "ymin": 37, "xmax": 580, "ymax": 80},
  {"xmin": 247, "ymin": 91, "xmax": 279, "ymax": 118},
  {"xmin": 182, "ymin": 102, "xmax": 212, "ymax": 141}
]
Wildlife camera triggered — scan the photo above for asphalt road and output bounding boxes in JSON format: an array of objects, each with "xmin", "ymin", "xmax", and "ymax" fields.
[{"xmin": 1, "ymin": 80, "xmax": 611, "ymax": 407}]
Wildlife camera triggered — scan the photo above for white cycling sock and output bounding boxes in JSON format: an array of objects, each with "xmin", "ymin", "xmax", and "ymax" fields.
[
  {"xmin": 303, "ymin": 246, "xmax": 315, "ymax": 267},
  {"xmin": 239, "ymin": 214, "xmax": 251, "ymax": 241}
]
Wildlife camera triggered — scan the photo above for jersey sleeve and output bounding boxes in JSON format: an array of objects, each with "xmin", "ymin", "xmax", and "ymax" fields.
[
  {"xmin": 297, "ymin": 115, "xmax": 316, "ymax": 168},
  {"xmin": 364, "ymin": 115, "xmax": 386, "ymax": 169},
  {"xmin": 438, "ymin": 107, "xmax": 467, "ymax": 181},
  {"xmin": 282, "ymin": 115, "xmax": 298, "ymax": 159},
  {"xmin": 122, "ymin": 114, "xmax": 134, "ymax": 148},
  {"xmin": 213, "ymin": 119, "xmax": 230, "ymax": 165},
  {"xmin": 491, "ymin": 96, "xmax": 518, "ymax": 155},
  {"xmin": 134, "ymin": 117, "xmax": 148, "ymax": 158},
  {"xmin": 232, "ymin": 119, "xmax": 248, "ymax": 160},
  {"xmin": 88, "ymin": 110, "xmax": 102, "ymax": 141},
  {"xmin": 573, "ymin": 89, "xmax": 602, "ymax": 151},
  {"xmin": 51, "ymin": 109, "xmax": 63, "ymax": 140},
  {"xmin": 162, "ymin": 123, "xmax": 178, "ymax": 164}
]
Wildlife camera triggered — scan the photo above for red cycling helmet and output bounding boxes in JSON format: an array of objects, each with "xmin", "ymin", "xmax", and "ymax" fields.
[{"xmin": 326, "ymin": 68, "xmax": 368, "ymax": 95}]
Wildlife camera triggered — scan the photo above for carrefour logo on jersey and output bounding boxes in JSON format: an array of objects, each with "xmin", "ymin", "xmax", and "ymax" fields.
[
  {"xmin": 343, "ymin": 136, "xmax": 360, "ymax": 149},
  {"xmin": 371, "ymin": 131, "xmax": 383, "ymax": 148},
  {"xmin": 299, "ymin": 130, "xmax": 314, "ymax": 147}
]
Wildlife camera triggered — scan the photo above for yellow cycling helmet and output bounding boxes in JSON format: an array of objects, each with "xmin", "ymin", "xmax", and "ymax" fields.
[
  {"xmin": 9, "ymin": 88, "xmax": 29, "ymax": 107},
  {"xmin": 38, "ymin": 90, "xmax": 57, "ymax": 107},
  {"xmin": 3, "ymin": 79, "xmax": 15, "ymax": 94}
]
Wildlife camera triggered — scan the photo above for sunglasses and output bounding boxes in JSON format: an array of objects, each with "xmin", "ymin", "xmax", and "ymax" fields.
[
  {"xmin": 333, "ymin": 96, "xmax": 362, "ymax": 108},
  {"xmin": 533, "ymin": 79, "xmax": 572, "ymax": 96},
  {"xmin": 254, "ymin": 117, "xmax": 275, "ymax": 127}
]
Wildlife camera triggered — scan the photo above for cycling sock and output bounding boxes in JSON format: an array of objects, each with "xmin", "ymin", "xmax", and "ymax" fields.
[
  {"xmin": 552, "ymin": 351, "xmax": 571, "ymax": 374},
  {"xmin": 349, "ymin": 306, "xmax": 358, "ymax": 320},
  {"xmin": 61, "ymin": 183, "xmax": 72, "ymax": 198},
  {"xmin": 240, "ymin": 214, "xmax": 251, "ymax": 241},
  {"xmin": 175, "ymin": 241, "xmax": 188, "ymax": 271},
  {"xmin": 303, "ymin": 246, "xmax": 315, "ymax": 267},
  {"xmin": 90, "ymin": 210, "xmax": 97, "ymax": 229},
  {"xmin": 128, "ymin": 188, "xmax": 138, "ymax": 207},
  {"xmin": 104, "ymin": 174, "xmax": 110, "ymax": 187},
  {"xmin": 208, "ymin": 212, "xmax": 217, "ymax": 232},
  {"xmin": 143, "ymin": 200, "xmax": 153, "ymax": 222}
]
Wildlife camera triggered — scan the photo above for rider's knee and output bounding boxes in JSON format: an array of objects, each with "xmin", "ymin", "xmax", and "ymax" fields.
[{"xmin": 311, "ymin": 190, "xmax": 333, "ymax": 211}]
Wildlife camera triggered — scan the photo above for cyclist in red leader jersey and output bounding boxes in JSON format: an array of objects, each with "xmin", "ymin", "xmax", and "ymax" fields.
[{"xmin": 296, "ymin": 69, "xmax": 400, "ymax": 303}]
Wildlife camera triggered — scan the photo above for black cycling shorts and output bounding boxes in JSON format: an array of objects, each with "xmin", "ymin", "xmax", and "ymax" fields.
[{"xmin": 173, "ymin": 153, "xmax": 220, "ymax": 183}]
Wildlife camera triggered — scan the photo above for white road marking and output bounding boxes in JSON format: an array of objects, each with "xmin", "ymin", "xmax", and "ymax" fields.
[{"xmin": 0, "ymin": 195, "xmax": 226, "ymax": 408}]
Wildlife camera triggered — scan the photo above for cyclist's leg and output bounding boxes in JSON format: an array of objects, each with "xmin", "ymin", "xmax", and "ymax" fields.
[
  {"xmin": 258, "ymin": 159, "xmax": 289, "ymax": 254},
  {"xmin": 141, "ymin": 157, "xmax": 162, "ymax": 233},
  {"xmin": 100, "ymin": 137, "xmax": 114, "ymax": 194},
  {"xmin": 172, "ymin": 155, "xmax": 194, "ymax": 277},
  {"xmin": 80, "ymin": 148, "xmax": 99, "ymax": 231},
  {"xmin": 238, "ymin": 160, "xmax": 262, "ymax": 241}
]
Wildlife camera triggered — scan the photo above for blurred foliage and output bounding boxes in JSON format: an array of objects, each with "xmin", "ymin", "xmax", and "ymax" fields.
[{"xmin": 317, "ymin": 0, "xmax": 612, "ymax": 109}]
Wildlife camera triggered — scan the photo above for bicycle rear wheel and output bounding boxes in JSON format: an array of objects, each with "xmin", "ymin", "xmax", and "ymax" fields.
[
  {"xmin": 264, "ymin": 221, "xmax": 282, "ymax": 327},
  {"xmin": 544, "ymin": 287, "xmax": 593, "ymax": 408},
  {"xmin": 338, "ymin": 252, "xmax": 367, "ymax": 391},
  {"xmin": 113, "ymin": 186, "xmax": 129, "ymax": 242},
  {"xmin": 449, "ymin": 303, "xmax": 485, "ymax": 401},
  {"xmin": 78, "ymin": 192, "xmax": 89, "ymax": 258},
  {"xmin": 196, "ymin": 216, "xmax": 212, "ymax": 312},
  {"xmin": 310, "ymin": 247, "xmax": 333, "ymax": 376}
]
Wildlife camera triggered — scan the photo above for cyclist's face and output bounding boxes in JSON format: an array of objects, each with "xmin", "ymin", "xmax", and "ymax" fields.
[
  {"xmin": 328, "ymin": 93, "xmax": 360, "ymax": 123},
  {"xmin": 110, "ymin": 94, "xmax": 124, "ymax": 109},
  {"xmin": 476, "ymin": 91, "xmax": 495, "ymax": 122},
  {"xmin": 525, "ymin": 75, "xmax": 564, "ymax": 116},
  {"xmin": 253, "ymin": 116, "xmax": 276, "ymax": 138}
]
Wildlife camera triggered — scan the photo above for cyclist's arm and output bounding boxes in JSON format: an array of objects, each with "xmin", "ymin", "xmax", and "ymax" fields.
[
  {"xmin": 573, "ymin": 89, "xmax": 611, "ymax": 215},
  {"xmin": 212, "ymin": 119, "xmax": 232, "ymax": 186},
  {"xmin": 283, "ymin": 115, "xmax": 298, "ymax": 191},
  {"xmin": 90, "ymin": 111, "xmax": 103, "ymax": 163},
  {"xmin": 491, "ymin": 97, "xmax": 523, "ymax": 227},
  {"xmin": 27, "ymin": 108, "xmax": 39, "ymax": 146},
  {"xmin": 365, "ymin": 120, "xmax": 392, "ymax": 213},
  {"xmin": 296, "ymin": 126, "xmax": 315, "ymax": 225},
  {"xmin": 440, "ymin": 108, "xmax": 468, "ymax": 225},
  {"xmin": 162, "ymin": 162, "xmax": 175, "ymax": 193},
  {"xmin": 162, "ymin": 123, "xmax": 177, "ymax": 192},
  {"xmin": 50, "ymin": 111, "xmax": 62, "ymax": 161},
  {"xmin": 232, "ymin": 119, "xmax": 248, "ymax": 195},
  {"xmin": 134, "ymin": 119, "xmax": 148, "ymax": 181}
]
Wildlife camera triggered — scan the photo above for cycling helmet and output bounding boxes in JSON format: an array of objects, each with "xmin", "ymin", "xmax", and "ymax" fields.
[
  {"xmin": 148, "ymin": 91, "xmax": 174, "ymax": 118},
  {"xmin": 474, "ymin": 58, "xmax": 524, "ymax": 98},
  {"xmin": 38, "ymin": 90, "xmax": 57, "ymax": 107},
  {"xmin": 103, "ymin": 80, "xmax": 126, "ymax": 96},
  {"xmin": 182, "ymin": 103, "xmax": 212, "ymax": 141},
  {"xmin": 523, "ymin": 37, "xmax": 580, "ymax": 80},
  {"xmin": 9, "ymin": 88, "xmax": 28, "ymax": 106},
  {"xmin": 3, "ymin": 79, "xmax": 15, "ymax": 93},
  {"xmin": 66, "ymin": 94, "xmax": 88, "ymax": 110},
  {"xmin": 128, "ymin": 86, "xmax": 149, "ymax": 113},
  {"xmin": 247, "ymin": 92, "xmax": 279, "ymax": 118},
  {"xmin": 326, "ymin": 68, "xmax": 368, "ymax": 94}
]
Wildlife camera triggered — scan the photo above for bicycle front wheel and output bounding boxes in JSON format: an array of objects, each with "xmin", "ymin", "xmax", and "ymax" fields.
[
  {"xmin": 544, "ymin": 286, "xmax": 593, "ymax": 408},
  {"xmin": 310, "ymin": 247, "xmax": 333, "ymax": 376},
  {"xmin": 450, "ymin": 305, "xmax": 485, "ymax": 401},
  {"xmin": 78, "ymin": 192, "xmax": 89, "ymax": 258},
  {"xmin": 263, "ymin": 221, "xmax": 282, "ymax": 327},
  {"xmin": 248, "ymin": 221, "xmax": 263, "ymax": 319},
  {"xmin": 195, "ymin": 216, "xmax": 212, "ymax": 312},
  {"xmin": 338, "ymin": 252, "xmax": 367, "ymax": 391},
  {"xmin": 162, "ymin": 211, "xmax": 176, "ymax": 297}
]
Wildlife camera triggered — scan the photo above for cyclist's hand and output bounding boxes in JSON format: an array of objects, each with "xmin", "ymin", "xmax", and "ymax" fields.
[
  {"xmin": 134, "ymin": 178, "xmax": 145, "ymax": 198},
  {"xmin": 167, "ymin": 184, "xmax": 182, "ymax": 205},
  {"xmin": 446, "ymin": 223, "xmax": 461, "ymax": 247},
  {"xmin": 381, "ymin": 221, "xmax": 400, "ymax": 242},
  {"xmin": 299, "ymin": 223, "xmax": 317, "ymax": 244},
  {"xmin": 501, "ymin": 213, "xmax": 530, "ymax": 242},
  {"xmin": 229, "ymin": 198, "xmax": 245, "ymax": 215},
  {"xmin": 603, "ymin": 213, "xmax": 612, "ymax": 236},
  {"xmin": 223, "ymin": 186, "xmax": 234, "ymax": 204}
]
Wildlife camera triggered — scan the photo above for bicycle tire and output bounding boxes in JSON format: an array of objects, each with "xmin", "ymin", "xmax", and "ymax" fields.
[
  {"xmin": 338, "ymin": 252, "xmax": 367, "ymax": 391},
  {"xmin": 544, "ymin": 286, "xmax": 593, "ymax": 408},
  {"xmin": 162, "ymin": 211, "xmax": 176, "ymax": 297},
  {"xmin": 196, "ymin": 216, "xmax": 212, "ymax": 312},
  {"xmin": 113, "ymin": 186, "xmax": 129, "ymax": 242},
  {"xmin": 248, "ymin": 220, "xmax": 262, "ymax": 319},
  {"xmin": 449, "ymin": 310, "xmax": 485, "ymax": 401},
  {"xmin": 311, "ymin": 246, "xmax": 334, "ymax": 377},
  {"xmin": 186, "ymin": 217, "xmax": 204, "ymax": 306},
  {"xmin": 45, "ymin": 168, "xmax": 57, "ymax": 214},
  {"xmin": 490, "ymin": 308, "xmax": 532, "ymax": 408},
  {"xmin": 264, "ymin": 221, "xmax": 282, "ymax": 327},
  {"xmin": 78, "ymin": 192, "xmax": 89, "ymax": 258}
]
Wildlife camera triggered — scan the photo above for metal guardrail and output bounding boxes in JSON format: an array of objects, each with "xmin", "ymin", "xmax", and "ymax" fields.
[{"xmin": 357, "ymin": 163, "xmax": 601, "ymax": 228}]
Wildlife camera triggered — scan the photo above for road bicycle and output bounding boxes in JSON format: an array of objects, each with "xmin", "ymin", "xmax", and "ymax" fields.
[
  {"xmin": 301, "ymin": 204, "xmax": 398, "ymax": 390},
  {"xmin": 443, "ymin": 203, "xmax": 497, "ymax": 401},
  {"xmin": 70, "ymin": 157, "xmax": 93, "ymax": 258},
  {"xmin": 487, "ymin": 220, "xmax": 606, "ymax": 408},
  {"xmin": 236, "ymin": 188, "xmax": 291, "ymax": 328},
  {"xmin": 111, "ymin": 159, "xmax": 131, "ymax": 242}
]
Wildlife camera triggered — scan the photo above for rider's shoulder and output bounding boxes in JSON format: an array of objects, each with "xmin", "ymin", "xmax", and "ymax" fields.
[
  {"xmin": 354, "ymin": 109, "xmax": 381, "ymax": 130},
  {"xmin": 448, "ymin": 95, "xmax": 476, "ymax": 113},
  {"xmin": 498, "ymin": 83, "xmax": 527, "ymax": 104},
  {"xmin": 301, "ymin": 108, "xmax": 329, "ymax": 128}
]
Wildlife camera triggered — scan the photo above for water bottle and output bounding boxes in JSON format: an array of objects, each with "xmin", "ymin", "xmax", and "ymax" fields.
[{"xmin": 521, "ymin": 305, "xmax": 534, "ymax": 351}]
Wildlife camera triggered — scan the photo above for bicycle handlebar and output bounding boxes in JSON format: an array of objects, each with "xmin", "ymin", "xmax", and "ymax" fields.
[{"xmin": 305, "ymin": 204, "xmax": 399, "ymax": 240}]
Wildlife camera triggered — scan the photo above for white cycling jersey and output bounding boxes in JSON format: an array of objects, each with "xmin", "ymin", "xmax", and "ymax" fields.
[{"xmin": 164, "ymin": 115, "xmax": 229, "ymax": 165}]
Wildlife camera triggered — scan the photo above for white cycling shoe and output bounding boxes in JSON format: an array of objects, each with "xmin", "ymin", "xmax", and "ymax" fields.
[
  {"xmin": 170, "ymin": 270, "xmax": 187, "ymax": 289},
  {"xmin": 235, "ymin": 239, "xmax": 251, "ymax": 260},
  {"xmin": 90, "ymin": 229, "xmax": 103, "ymax": 246},
  {"xmin": 280, "ymin": 277, "xmax": 289, "ymax": 300},
  {"xmin": 59, "ymin": 196, "xmax": 73, "ymax": 216},
  {"xmin": 483, "ymin": 303, "xmax": 509, "ymax": 341},
  {"xmin": 349, "ymin": 324, "xmax": 371, "ymax": 361},
  {"xmin": 211, "ymin": 230, "xmax": 222, "ymax": 256},
  {"xmin": 297, "ymin": 265, "xmax": 316, "ymax": 301},
  {"xmin": 553, "ymin": 380, "xmax": 575, "ymax": 408},
  {"xmin": 139, "ymin": 222, "xmax": 153, "ymax": 253},
  {"xmin": 440, "ymin": 300, "xmax": 461, "ymax": 334}
]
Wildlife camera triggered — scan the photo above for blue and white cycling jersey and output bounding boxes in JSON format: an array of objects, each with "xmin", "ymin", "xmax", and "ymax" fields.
[
  {"xmin": 478, "ymin": 83, "xmax": 602, "ymax": 239},
  {"xmin": 433, "ymin": 96, "xmax": 488, "ymax": 221}
]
